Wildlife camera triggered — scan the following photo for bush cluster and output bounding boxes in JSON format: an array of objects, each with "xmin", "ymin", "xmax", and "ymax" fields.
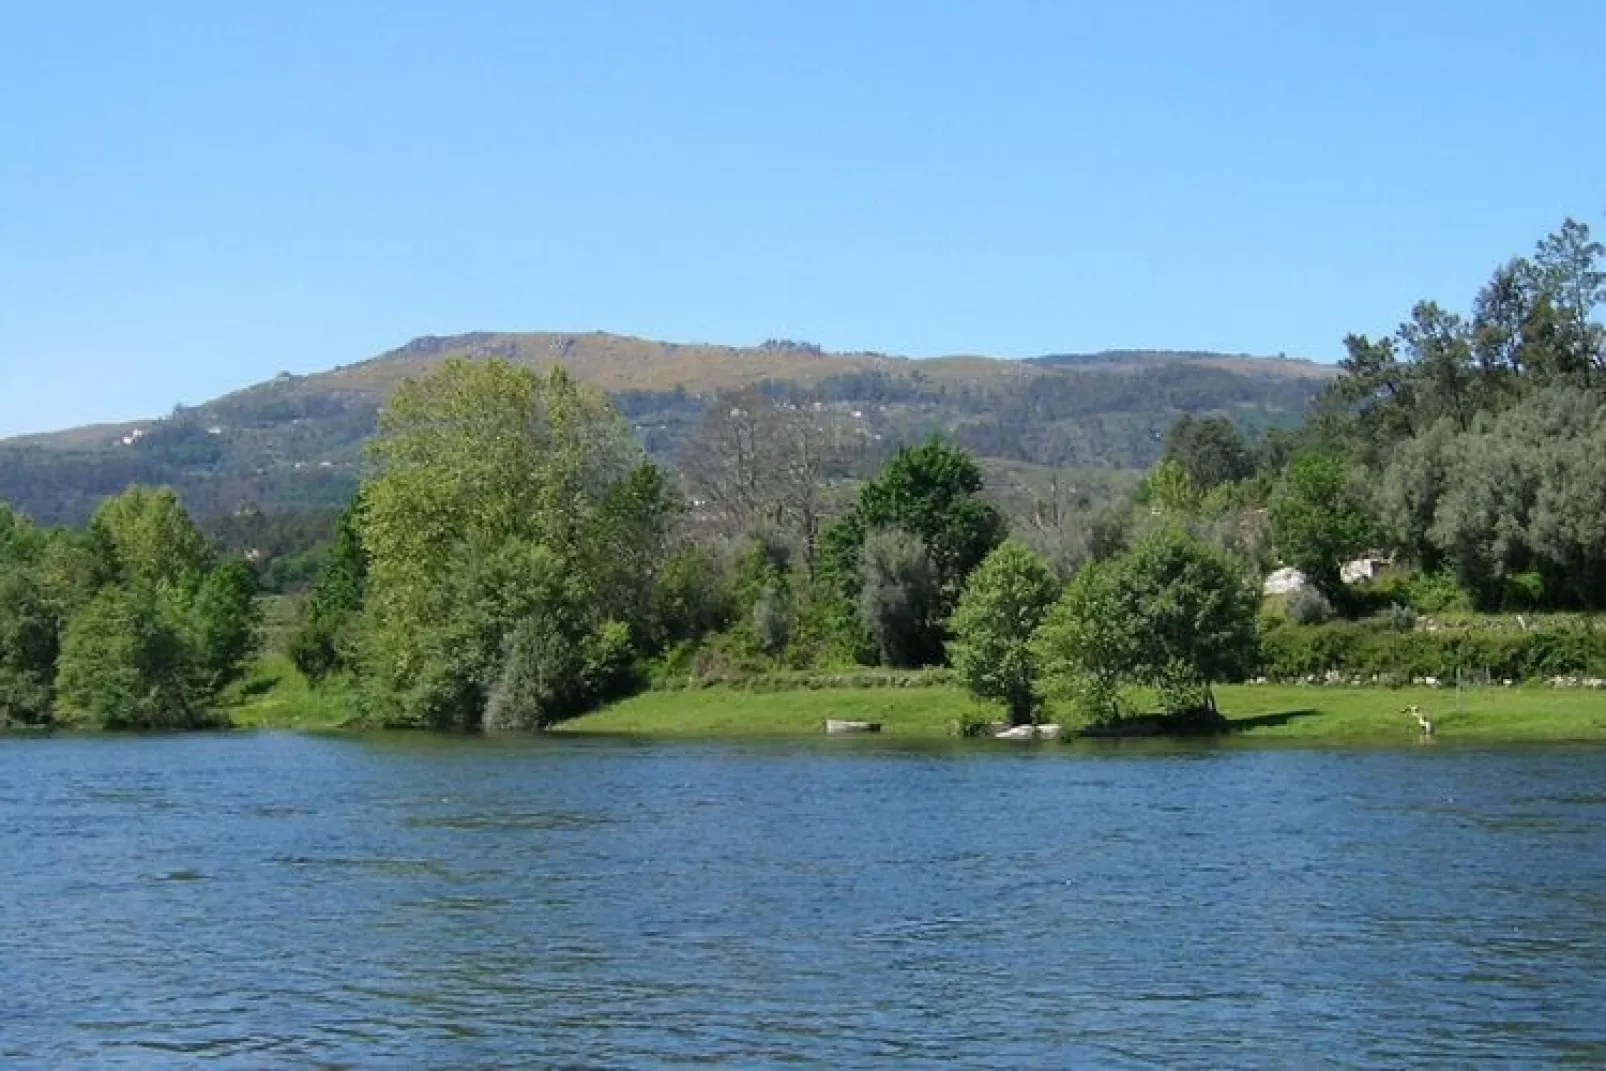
[{"xmin": 1260, "ymin": 617, "xmax": 1606, "ymax": 682}]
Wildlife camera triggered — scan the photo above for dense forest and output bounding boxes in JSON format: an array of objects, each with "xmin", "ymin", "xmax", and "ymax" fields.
[{"xmin": 2, "ymin": 214, "xmax": 1603, "ymax": 732}]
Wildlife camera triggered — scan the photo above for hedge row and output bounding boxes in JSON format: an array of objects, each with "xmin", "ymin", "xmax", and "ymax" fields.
[{"xmin": 1259, "ymin": 619, "xmax": 1606, "ymax": 682}]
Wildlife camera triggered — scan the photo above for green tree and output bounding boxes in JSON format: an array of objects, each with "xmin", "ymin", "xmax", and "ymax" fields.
[
  {"xmin": 0, "ymin": 563, "xmax": 58, "ymax": 725},
  {"xmin": 1034, "ymin": 528, "xmax": 1259, "ymax": 723},
  {"xmin": 188, "ymin": 559, "xmax": 262, "ymax": 696},
  {"xmin": 291, "ymin": 497, "xmax": 369, "ymax": 683},
  {"xmin": 858, "ymin": 528, "xmax": 942, "ymax": 668},
  {"xmin": 1269, "ymin": 452, "xmax": 1375, "ymax": 602},
  {"xmin": 821, "ymin": 438, "xmax": 1005, "ymax": 661},
  {"xmin": 89, "ymin": 486, "xmax": 211, "ymax": 588},
  {"xmin": 55, "ymin": 585, "xmax": 212, "ymax": 728},
  {"xmin": 358, "ymin": 359, "xmax": 663, "ymax": 729},
  {"xmin": 1163, "ymin": 415, "xmax": 1253, "ymax": 491},
  {"xmin": 1030, "ymin": 557, "xmax": 1135, "ymax": 725},
  {"xmin": 948, "ymin": 540, "xmax": 1059, "ymax": 724}
]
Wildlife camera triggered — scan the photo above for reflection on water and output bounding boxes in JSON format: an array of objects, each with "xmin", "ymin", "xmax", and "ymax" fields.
[{"xmin": 3, "ymin": 731, "xmax": 1605, "ymax": 1066}]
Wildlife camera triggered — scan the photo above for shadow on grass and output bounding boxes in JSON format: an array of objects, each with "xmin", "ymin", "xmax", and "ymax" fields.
[
  {"xmin": 1223, "ymin": 708, "xmax": 1321, "ymax": 732},
  {"xmin": 236, "ymin": 675, "xmax": 281, "ymax": 700}
]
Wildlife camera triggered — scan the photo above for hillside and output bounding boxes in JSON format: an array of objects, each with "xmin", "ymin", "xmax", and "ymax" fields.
[{"xmin": 0, "ymin": 331, "xmax": 1334, "ymax": 524}]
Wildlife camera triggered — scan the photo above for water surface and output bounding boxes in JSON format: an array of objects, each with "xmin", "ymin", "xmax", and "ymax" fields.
[{"xmin": 3, "ymin": 732, "xmax": 1604, "ymax": 1066}]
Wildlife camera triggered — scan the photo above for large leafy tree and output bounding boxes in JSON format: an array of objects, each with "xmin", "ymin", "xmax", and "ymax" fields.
[
  {"xmin": 358, "ymin": 359, "xmax": 671, "ymax": 729},
  {"xmin": 822, "ymin": 438, "xmax": 1005, "ymax": 663},
  {"xmin": 948, "ymin": 540, "xmax": 1059, "ymax": 725},
  {"xmin": 857, "ymin": 528, "xmax": 941, "ymax": 668},
  {"xmin": 1033, "ymin": 527, "xmax": 1259, "ymax": 723}
]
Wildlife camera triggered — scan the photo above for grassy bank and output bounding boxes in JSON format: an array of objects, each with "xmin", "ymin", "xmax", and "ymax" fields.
[
  {"xmin": 221, "ymin": 649, "xmax": 1606, "ymax": 742},
  {"xmin": 557, "ymin": 682, "xmax": 1606, "ymax": 743},
  {"xmin": 224, "ymin": 654, "xmax": 360, "ymax": 731}
]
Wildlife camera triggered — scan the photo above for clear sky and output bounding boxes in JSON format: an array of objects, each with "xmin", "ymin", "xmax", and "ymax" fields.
[{"xmin": 2, "ymin": 1, "xmax": 1602, "ymax": 437}]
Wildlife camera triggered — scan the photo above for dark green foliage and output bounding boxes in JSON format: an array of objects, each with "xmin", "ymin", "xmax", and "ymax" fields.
[
  {"xmin": 55, "ymin": 585, "xmax": 217, "ymax": 729},
  {"xmin": 0, "ymin": 563, "xmax": 58, "ymax": 725},
  {"xmin": 857, "ymin": 528, "xmax": 942, "ymax": 668},
  {"xmin": 1035, "ymin": 527, "xmax": 1260, "ymax": 721},
  {"xmin": 188, "ymin": 560, "xmax": 262, "ymax": 696},
  {"xmin": 1260, "ymin": 617, "xmax": 1606, "ymax": 682},
  {"xmin": 484, "ymin": 612, "xmax": 636, "ymax": 731},
  {"xmin": 290, "ymin": 500, "xmax": 368, "ymax": 683},
  {"xmin": 823, "ymin": 439, "xmax": 1005, "ymax": 599},
  {"xmin": 1285, "ymin": 586, "xmax": 1336, "ymax": 626},
  {"xmin": 649, "ymin": 545, "xmax": 734, "ymax": 648},
  {"xmin": 1163, "ymin": 415, "xmax": 1254, "ymax": 491},
  {"xmin": 948, "ymin": 540, "xmax": 1059, "ymax": 724},
  {"xmin": 751, "ymin": 585, "xmax": 791, "ymax": 655}
]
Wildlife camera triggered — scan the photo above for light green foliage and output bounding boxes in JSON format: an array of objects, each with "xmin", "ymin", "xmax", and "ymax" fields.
[
  {"xmin": 948, "ymin": 540, "xmax": 1059, "ymax": 725},
  {"xmin": 1142, "ymin": 459, "xmax": 1201, "ymax": 516},
  {"xmin": 89, "ymin": 486, "xmax": 212, "ymax": 588},
  {"xmin": 1269, "ymin": 452, "xmax": 1376, "ymax": 600},
  {"xmin": 857, "ymin": 528, "xmax": 942, "ymax": 668},
  {"xmin": 12, "ymin": 487, "xmax": 265, "ymax": 728},
  {"xmin": 1374, "ymin": 388, "xmax": 1606, "ymax": 607},
  {"xmin": 358, "ymin": 359, "xmax": 670, "ymax": 729},
  {"xmin": 1034, "ymin": 527, "xmax": 1259, "ymax": 722}
]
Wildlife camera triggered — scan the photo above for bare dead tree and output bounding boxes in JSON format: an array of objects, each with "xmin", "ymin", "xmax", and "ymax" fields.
[{"xmin": 677, "ymin": 390, "xmax": 846, "ymax": 575}]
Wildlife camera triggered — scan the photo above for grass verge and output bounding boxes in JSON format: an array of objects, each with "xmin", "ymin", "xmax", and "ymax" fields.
[
  {"xmin": 223, "ymin": 654, "xmax": 361, "ymax": 731},
  {"xmin": 558, "ymin": 682, "xmax": 1606, "ymax": 743}
]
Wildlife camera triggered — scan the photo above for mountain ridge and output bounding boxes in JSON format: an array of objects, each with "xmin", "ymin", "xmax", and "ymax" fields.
[{"xmin": 0, "ymin": 330, "xmax": 1335, "ymax": 524}]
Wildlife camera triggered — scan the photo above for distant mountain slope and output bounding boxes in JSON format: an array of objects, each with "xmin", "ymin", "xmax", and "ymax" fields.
[{"xmin": 0, "ymin": 331, "xmax": 1334, "ymax": 524}]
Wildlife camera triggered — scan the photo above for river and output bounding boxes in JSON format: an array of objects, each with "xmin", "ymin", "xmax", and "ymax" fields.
[{"xmin": 3, "ymin": 732, "xmax": 1604, "ymax": 1066}]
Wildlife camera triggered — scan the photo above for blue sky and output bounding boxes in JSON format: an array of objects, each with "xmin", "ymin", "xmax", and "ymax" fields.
[{"xmin": 1, "ymin": 1, "xmax": 1602, "ymax": 437}]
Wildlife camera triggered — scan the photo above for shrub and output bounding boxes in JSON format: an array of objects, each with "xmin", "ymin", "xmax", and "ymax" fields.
[
  {"xmin": 1285, "ymin": 586, "xmax": 1336, "ymax": 625},
  {"xmin": 1404, "ymin": 570, "xmax": 1473, "ymax": 613},
  {"xmin": 751, "ymin": 584, "xmax": 791, "ymax": 654},
  {"xmin": 1383, "ymin": 602, "xmax": 1418, "ymax": 632},
  {"xmin": 858, "ymin": 528, "xmax": 942, "ymax": 668},
  {"xmin": 484, "ymin": 612, "xmax": 638, "ymax": 731},
  {"xmin": 1259, "ymin": 617, "xmax": 1606, "ymax": 682}
]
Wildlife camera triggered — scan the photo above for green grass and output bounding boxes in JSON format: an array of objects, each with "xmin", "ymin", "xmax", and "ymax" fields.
[
  {"xmin": 223, "ymin": 653, "xmax": 361, "ymax": 731},
  {"xmin": 556, "ymin": 682, "xmax": 1606, "ymax": 743},
  {"xmin": 554, "ymin": 686, "xmax": 980, "ymax": 739},
  {"xmin": 1216, "ymin": 684, "xmax": 1606, "ymax": 742},
  {"xmin": 224, "ymin": 646, "xmax": 1606, "ymax": 743}
]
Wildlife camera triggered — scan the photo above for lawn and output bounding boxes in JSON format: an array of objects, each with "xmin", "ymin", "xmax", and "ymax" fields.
[
  {"xmin": 556, "ymin": 682, "xmax": 1606, "ymax": 743},
  {"xmin": 224, "ymin": 653, "xmax": 361, "ymax": 731}
]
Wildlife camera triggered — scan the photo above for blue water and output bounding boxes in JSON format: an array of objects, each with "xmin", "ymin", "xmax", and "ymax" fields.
[{"xmin": 3, "ymin": 732, "xmax": 1604, "ymax": 1066}]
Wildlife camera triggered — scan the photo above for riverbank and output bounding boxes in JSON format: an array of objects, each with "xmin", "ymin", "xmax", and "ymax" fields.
[
  {"xmin": 216, "ymin": 657, "xmax": 1606, "ymax": 742},
  {"xmin": 554, "ymin": 683, "xmax": 1606, "ymax": 742}
]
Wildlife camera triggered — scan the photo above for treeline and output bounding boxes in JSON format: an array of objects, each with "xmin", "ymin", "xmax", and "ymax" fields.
[
  {"xmin": 271, "ymin": 358, "xmax": 1265, "ymax": 731},
  {"xmin": 0, "ymin": 488, "xmax": 259, "ymax": 728}
]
